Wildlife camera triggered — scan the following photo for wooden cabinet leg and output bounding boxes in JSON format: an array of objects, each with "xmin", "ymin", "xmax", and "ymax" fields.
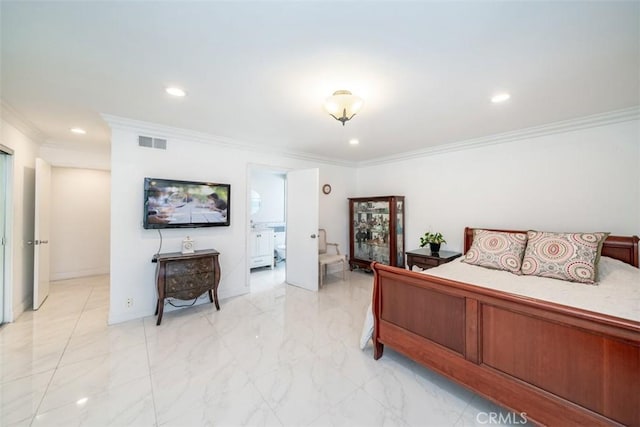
[
  {"xmin": 156, "ymin": 300, "xmax": 164, "ymax": 325},
  {"xmin": 211, "ymin": 289, "xmax": 220, "ymax": 310}
]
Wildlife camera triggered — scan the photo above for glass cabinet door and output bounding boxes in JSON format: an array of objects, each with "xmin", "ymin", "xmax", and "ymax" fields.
[
  {"xmin": 396, "ymin": 199, "xmax": 404, "ymax": 266},
  {"xmin": 352, "ymin": 200, "xmax": 391, "ymax": 264}
]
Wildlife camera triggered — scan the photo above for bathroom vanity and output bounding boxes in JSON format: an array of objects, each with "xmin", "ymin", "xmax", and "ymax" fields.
[{"xmin": 250, "ymin": 228, "xmax": 274, "ymax": 269}]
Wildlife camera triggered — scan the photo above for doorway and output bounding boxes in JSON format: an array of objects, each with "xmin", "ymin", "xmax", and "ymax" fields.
[
  {"xmin": 246, "ymin": 165, "xmax": 320, "ymax": 293},
  {"xmin": 248, "ymin": 167, "xmax": 287, "ymax": 292},
  {"xmin": 0, "ymin": 150, "xmax": 9, "ymax": 324}
]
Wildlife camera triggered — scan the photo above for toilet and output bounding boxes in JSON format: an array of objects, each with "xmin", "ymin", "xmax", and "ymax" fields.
[{"xmin": 276, "ymin": 244, "xmax": 286, "ymax": 261}]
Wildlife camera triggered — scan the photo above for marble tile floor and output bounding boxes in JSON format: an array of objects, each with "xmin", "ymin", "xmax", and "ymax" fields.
[{"xmin": 0, "ymin": 270, "xmax": 528, "ymax": 427}]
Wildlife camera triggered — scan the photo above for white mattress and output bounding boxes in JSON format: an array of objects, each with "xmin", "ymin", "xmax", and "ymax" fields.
[{"xmin": 422, "ymin": 256, "xmax": 640, "ymax": 322}]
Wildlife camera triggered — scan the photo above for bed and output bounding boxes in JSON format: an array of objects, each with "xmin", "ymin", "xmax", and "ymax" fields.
[{"xmin": 371, "ymin": 227, "xmax": 639, "ymax": 426}]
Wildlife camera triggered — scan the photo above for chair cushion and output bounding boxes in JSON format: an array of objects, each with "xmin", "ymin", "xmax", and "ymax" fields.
[{"xmin": 319, "ymin": 254, "xmax": 345, "ymax": 265}]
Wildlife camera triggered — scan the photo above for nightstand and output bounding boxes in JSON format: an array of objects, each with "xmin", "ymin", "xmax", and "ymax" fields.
[{"xmin": 406, "ymin": 248, "xmax": 462, "ymax": 271}]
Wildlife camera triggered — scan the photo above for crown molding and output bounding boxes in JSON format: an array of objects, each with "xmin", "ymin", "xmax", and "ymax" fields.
[
  {"xmin": 0, "ymin": 100, "xmax": 46, "ymax": 143},
  {"xmin": 102, "ymin": 106, "xmax": 638, "ymax": 170},
  {"xmin": 358, "ymin": 106, "xmax": 640, "ymax": 167},
  {"xmin": 40, "ymin": 139, "xmax": 110, "ymax": 153},
  {"xmin": 101, "ymin": 114, "xmax": 357, "ymax": 167}
]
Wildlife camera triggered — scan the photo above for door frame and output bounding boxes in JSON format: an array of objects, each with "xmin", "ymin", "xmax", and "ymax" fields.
[
  {"xmin": 246, "ymin": 163, "xmax": 290, "ymax": 291},
  {"xmin": 0, "ymin": 144, "xmax": 15, "ymax": 323},
  {"xmin": 33, "ymin": 158, "xmax": 52, "ymax": 310}
]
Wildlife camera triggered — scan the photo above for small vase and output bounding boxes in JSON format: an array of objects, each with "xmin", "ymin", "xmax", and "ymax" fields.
[{"xmin": 429, "ymin": 243, "xmax": 441, "ymax": 254}]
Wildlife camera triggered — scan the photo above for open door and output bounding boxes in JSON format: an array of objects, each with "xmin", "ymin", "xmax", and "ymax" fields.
[
  {"xmin": 286, "ymin": 168, "xmax": 319, "ymax": 291},
  {"xmin": 0, "ymin": 152, "xmax": 7, "ymax": 322},
  {"xmin": 33, "ymin": 158, "xmax": 51, "ymax": 310}
]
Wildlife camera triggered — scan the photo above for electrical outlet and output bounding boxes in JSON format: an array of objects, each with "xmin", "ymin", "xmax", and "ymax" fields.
[{"xmin": 126, "ymin": 298, "xmax": 133, "ymax": 308}]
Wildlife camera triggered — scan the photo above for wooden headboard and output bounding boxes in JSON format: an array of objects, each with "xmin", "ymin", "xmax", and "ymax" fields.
[{"xmin": 463, "ymin": 227, "xmax": 639, "ymax": 268}]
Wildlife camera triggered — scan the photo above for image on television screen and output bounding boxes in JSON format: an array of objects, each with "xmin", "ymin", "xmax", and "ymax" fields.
[{"xmin": 144, "ymin": 177, "xmax": 230, "ymax": 228}]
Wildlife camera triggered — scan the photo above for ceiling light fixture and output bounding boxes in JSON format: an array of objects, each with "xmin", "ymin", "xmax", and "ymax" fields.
[
  {"xmin": 166, "ymin": 87, "xmax": 186, "ymax": 97},
  {"xmin": 491, "ymin": 93, "xmax": 511, "ymax": 103},
  {"xmin": 324, "ymin": 90, "xmax": 364, "ymax": 126},
  {"xmin": 70, "ymin": 127, "xmax": 86, "ymax": 134},
  {"xmin": 349, "ymin": 138, "xmax": 359, "ymax": 145}
]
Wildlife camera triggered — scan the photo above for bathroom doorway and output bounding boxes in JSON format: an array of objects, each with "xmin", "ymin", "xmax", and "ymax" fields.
[{"xmin": 248, "ymin": 167, "xmax": 287, "ymax": 292}]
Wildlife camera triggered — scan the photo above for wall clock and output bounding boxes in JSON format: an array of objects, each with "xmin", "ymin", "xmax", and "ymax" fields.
[{"xmin": 322, "ymin": 184, "xmax": 332, "ymax": 195}]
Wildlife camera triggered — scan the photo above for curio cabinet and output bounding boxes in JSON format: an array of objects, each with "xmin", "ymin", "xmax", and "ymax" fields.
[{"xmin": 348, "ymin": 196, "xmax": 405, "ymax": 270}]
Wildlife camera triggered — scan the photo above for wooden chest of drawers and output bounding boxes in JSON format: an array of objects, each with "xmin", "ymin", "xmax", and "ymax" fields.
[{"xmin": 153, "ymin": 249, "xmax": 221, "ymax": 325}]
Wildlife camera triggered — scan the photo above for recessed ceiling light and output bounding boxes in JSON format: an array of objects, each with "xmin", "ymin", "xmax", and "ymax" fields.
[
  {"xmin": 491, "ymin": 93, "xmax": 511, "ymax": 103},
  {"xmin": 70, "ymin": 127, "xmax": 86, "ymax": 135},
  {"xmin": 166, "ymin": 87, "xmax": 186, "ymax": 97},
  {"xmin": 349, "ymin": 138, "xmax": 359, "ymax": 145}
]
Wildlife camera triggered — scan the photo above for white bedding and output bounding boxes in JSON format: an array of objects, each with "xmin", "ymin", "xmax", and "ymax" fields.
[{"xmin": 424, "ymin": 256, "xmax": 640, "ymax": 322}]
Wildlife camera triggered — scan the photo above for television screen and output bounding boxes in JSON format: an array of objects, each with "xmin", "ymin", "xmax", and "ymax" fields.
[{"xmin": 143, "ymin": 177, "xmax": 230, "ymax": 229}]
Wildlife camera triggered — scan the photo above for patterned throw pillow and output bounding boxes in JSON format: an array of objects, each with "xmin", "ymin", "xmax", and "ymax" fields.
[
  {"xmin": 521, "ymin": 231, "xmax": 609, "ymax": 284},
  {"xmin": 463, "ymin": 229, "xmax": 528, "ymax": 273}
]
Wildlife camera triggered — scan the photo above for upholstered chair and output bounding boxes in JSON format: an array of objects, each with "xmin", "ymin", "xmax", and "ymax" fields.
[{"xmin": 318, "ymin": 229, "xmax": 346, "ymax": 287}]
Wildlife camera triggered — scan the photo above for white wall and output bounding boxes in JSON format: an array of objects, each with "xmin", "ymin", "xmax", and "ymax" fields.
[
  {"xmin": 40, "ymin": 144, "xmax": 110, "ymax": 171},
  {"xmin": 0, "ymin": 117, "xmax": 41, "ymax": 321},
  {"xmin": 50, "ymin": 167, "xmax": 110, "ymax": 280},
  {"xmin": 319, "ymin": 169, "xmax": 352, "ymax": 251},
  {"xmin": 356, "ymin": 120, "xmax": 640, "ymax": 254},
  {"xmin": 108, "ymin": 119, "xmax": 356, "ymax": 324},
  {"xmin": 108, "ymin": 115, "xmax": 638, "ymax": 324}
]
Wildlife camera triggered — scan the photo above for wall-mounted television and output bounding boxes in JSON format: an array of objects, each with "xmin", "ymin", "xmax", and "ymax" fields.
[{"xmin": 143, "ymin": 177, "xmax": 230, "ymax": 229}]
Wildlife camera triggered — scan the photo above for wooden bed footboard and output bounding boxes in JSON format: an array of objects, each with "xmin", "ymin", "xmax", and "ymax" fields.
[{"xmin": 372, "ymin": 263, "xmax": 640, "ymax": 427}]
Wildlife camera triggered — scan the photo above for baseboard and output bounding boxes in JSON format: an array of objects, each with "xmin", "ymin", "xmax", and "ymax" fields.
[
  {"xmin": 217, "ymin": 285, "xmax": 247, "ymax": 301},
  {"xmin": 108, "ymin": 308, "xmax": 151, "ymax": 325},
  {"xmin": 12, "ymin": 297, "xmax": 31, "ymax": 322},
  {"xmin": 51, "ymin": 267, "xmax": 110, "ymax": 281},
  {"xmin": 108, "ymin": 286, "xmax": 249, "ymax": 325}
]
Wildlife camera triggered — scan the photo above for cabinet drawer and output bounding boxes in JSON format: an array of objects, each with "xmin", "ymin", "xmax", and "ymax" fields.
[
  {"xmin": 407, "ymin": 257, "xmax": 441, "ymax": 270},
  {"xmin": 250, "ymin": 255, "xmax": 272, "ymax": 268},
  {"xmin": 168, "ymin": 287, "xmax": 210, "ymax": 301},
  {"xmin": 166, "ymin": 272, "xmax": 213, "ymax": 293},
  {"xmin": 166, "ymin": 258, "xmax": 213, "ymax": 275},
  {"xmin": 413, "ymin": 258, "xmax": 440, "ymax": 269}
]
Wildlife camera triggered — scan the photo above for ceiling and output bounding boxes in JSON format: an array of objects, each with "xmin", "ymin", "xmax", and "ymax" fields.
[{"xmin": 2, "ymin": 1, "xmax": 639, "ymax": 163}]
